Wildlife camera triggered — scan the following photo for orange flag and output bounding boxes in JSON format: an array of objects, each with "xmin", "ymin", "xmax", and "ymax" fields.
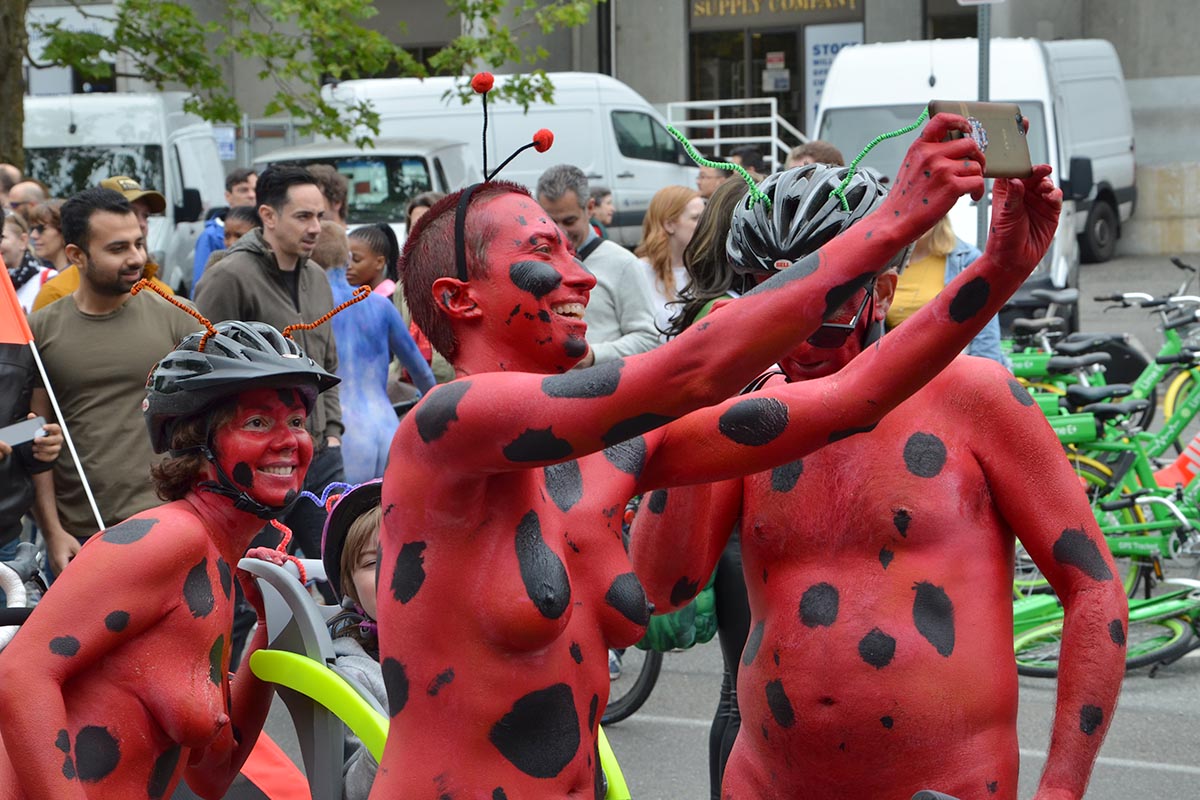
[{"xmin": 0, "ymin": 255, "xmax": 35, "ymax": 345}]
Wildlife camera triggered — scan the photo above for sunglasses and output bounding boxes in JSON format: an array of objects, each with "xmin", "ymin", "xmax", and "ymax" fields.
[
  {"xmin": 807, "ymin": 281, "xmax": 875, "ymax": 349},
  {"xmin": 30, "ymin": 224, "xmax": 48, "ymax": 235}
]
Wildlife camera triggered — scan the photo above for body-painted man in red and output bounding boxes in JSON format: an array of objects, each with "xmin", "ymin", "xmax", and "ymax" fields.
[
  {"xmin": 630, "ymin": 168, "xmax": 1126, "ymax": 798},
  {"xmin": 375, "ymin": 114, "xmax": 1052, "ymax": 798},
  {"xmin": 0, "ymin": 319, "xmax": 338, "ymax": 800}
]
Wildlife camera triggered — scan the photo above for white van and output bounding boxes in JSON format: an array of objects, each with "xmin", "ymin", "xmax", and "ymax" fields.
[
  {"xmin": 815, "ymin": 38, "xmax": 1136, "ymax": 327},
  {"xmin": 321, "ymin": 72, "xmax": 699, "ymax": 246},
  {"xmin": 253, "ymin": 137, "xmax": 481, "ymax": 243},
  {"xmin": 23, "ymin": 92, "xmax": 226, "ymax": 293}
]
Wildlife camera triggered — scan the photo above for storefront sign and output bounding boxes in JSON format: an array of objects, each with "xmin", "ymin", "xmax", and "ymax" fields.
[
  {"xmin": 804, "ymin": 21, "xmax": 863, "ymax": 133},
  {"xmin": 691, "ymin": 0, "xmax": 862, "ymax": 32}
]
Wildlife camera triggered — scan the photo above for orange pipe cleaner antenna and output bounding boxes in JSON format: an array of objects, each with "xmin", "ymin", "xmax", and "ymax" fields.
[
  {"xmin": 130, "ymin": 279, "xmax": 219, "ymax": 351},
  {"xmin": 282, "ymin": 285, "xmax": 371, "ymax": 340}
]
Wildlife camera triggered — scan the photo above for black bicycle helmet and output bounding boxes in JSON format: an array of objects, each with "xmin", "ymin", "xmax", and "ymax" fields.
[
  {"xmin": 145, "ymin": 320, "xmax": 339, "ymax": 454},
  {"xmin": 726, "ymin": 164, "xmax": 890, "ymax": 275}
]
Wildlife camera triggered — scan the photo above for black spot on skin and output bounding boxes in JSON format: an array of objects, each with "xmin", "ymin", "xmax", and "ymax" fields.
[
  {"xmin": 216, "ymin": 558, "xmax": 232, "ymax": 599},
  {"xmin": 1053, "ymin": 528, "xmax": 1114, "ymax": 581},
  {"xmin": 670, "ymin": 575, "xmax": 700, "ymax": 607},
  {"xmin": 504, "ymin": 427, "xmax": 574, "ymax": 462},
  {"xmin": 1008, "ymin": 379, "xmax": 1034, "ymax": 406},
  {"xmin": 104, "ymin": 611, "xmax": 130, "ymax": 633},
  {"xmin": 100, "ymin": 518, "xmax": 156, "ymax": 545},
  {"xmin": 902, "ymin": 432, "xmax": 947, "ymax": 478},
  {"xmin": 602, "ymin": 435, "xmax": 646, "ymax": 478},
  {"xmin": 771, "ymin": 460, "xmax": 803, "ymax": 492},
  {"xmin": 588, "ymin": 693, "xmax": 599, "ymax": 729},
  {"xmin": 765, "ymin": 680, "xmax": 796, "ymax": 728},
  {"xmin": 819, "ymin": 696, "xmax": 835, "ymax": 706},
  {"xmin": 564, "ymin": 336, "xmax": 588, "ymax": 359},
  {"xmin": 912, "ymin": 582, "xmax": 955, "ymax": 657},
  {"xmin": 922, "ymin": 197, "xmax": 929, "ymax": 204},
  {"xmin": 542, "ymin": 358, "xmax": 623, "ymax": 399},
  {"xmin": 570, "ymin": 641, "xmax": 583, "ymax": 664},
  {"xmin": 893, "ymin": 509, "xmax": 911, "ymax": 537},
  {"xmin": 62, "ymin": 756, "xmax": 75, "ymax": 780},
  {"xmin": 743, "ymin": 252, "xmax": 820, "ymax": 297},
  {"xmin": 75, "ymin": 725, "xmax": 121, "ymax": 782},
  {"xmin": 718, "ymin": 397, "xmax": 789, "ymax": 447},
  {"xmin": 602, "ymin": 414, "xmax": 674, "ymax": 445},
  {"xmin": 516, "ymin": 511, "xmax": 571, "ymax": 619},
  {"xmin": 879, "ymin": 547, "xmax": 895, "ymax": 569},
  {"xmin": 799, "ymin": 583, "xmax": 839, "ymax": 628},
  {"xmin": 414, "ymin": 381, "xmax": 471, "ymax": 443},
  {"xmin": 773, "ymin": 650, "xmax": 780, "ymax": 666},
  {"xmin": 55, "ymin": 729, "xmax": 70, "ymax": 752},
  {"xmin": 382, "ymin": 658, "xmax": 409, "ymax": 716},
  {"xmin": 184, "ymin": 559, "xmax": 215, "ymax": 618},
  {"xmin": 147, "ymin": 744, "xmax": 181, "ymax": 798},
  {"xmin": 391, "ymin": 541, "xmax": 428, "ymax": 604},
  {"xmin": 1080, "ymin": 704, "xmax": 1104, "ymax": 735},
  {"xmin": 743, "ymin": 621, "xmax": 764, "ymax": 666},
  {"xmin": 924, "ymin": 170, "xmax": 932, "ymax": 178},
  {"xmin": 231, "ymin": 462, "xmax": 253, "ymax": 487},
  {"xmin": 537, "ymin": 310, "xmax": 551, "ymax": 322},
  {"xmin": 858, "ymin": 628, "xmax": 896, "ymax": 668},
  {"xmin": 949, "ymin": 277, "xmax": 991, "ymax": 323},
  {"xmin": 209, "ymin": 635, "xmax": 224, "ymax": 686},
  {"xmin": 494, "ymin": 790, "xmax": 509, "ymax": 800},
  {"xmin": 1109, "ymin": 619, "xmax": 1126, "ymax": 646},
  {"xmin": 427, "ymin": 668, "xmax": 455, "ymax": 696},
  {"xmin": 489, "ymin": 683, "xmax": 580, "ymax": 778},
  {"xmin": 45, "ymin": 631, "xmax": 78, "ymax": 657},
  {"xmin": 828, "ymin": 422, "xmax": 879, "ymax": 443},
  {"xmin": 517, "ymin": 215, "xmax": 527, "ymax": 226},
  {"xmin": 761, "ymin": 722, "xmax": 770, "ymax": 740},
  {"xmin": 543, "ymin": 461, "xmax": 584, "ymax": 513},
  {"xmin": 987, "ymin": 781, "xmax": 999, "ymax": 794},
  {"xmin": 881, "ymin": 716, "xmax": 894, "ymax": 729},
  {"xmin": 605, "ymin": 572, "xmax": 651, "ymax": 626},
  {"xmin": 646, "ymin": 489, "xmax": 668, "ymax": 514},
  {"xmin": 823, "ymin": 272, "xmax": 876, "ymax": 318},
  {"xmin": 509, "ymin": 260, "xmax": 563, "ymax": 298}
]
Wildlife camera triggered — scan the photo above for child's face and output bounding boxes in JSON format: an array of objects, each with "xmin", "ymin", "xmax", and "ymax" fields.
[
  {"xmin": 224, "ymin": 217, "xmax": 255, "ymax": 249},
  {"xmin": 351, "ymin": 534, "xmax": 380, "ymax": 620}
]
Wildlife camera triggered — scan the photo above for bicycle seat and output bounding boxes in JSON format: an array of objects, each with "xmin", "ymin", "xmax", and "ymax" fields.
[
  {"xmin": 1065, "ymin": 383, "xmax": 1131, "ymax": 407},
  {"xmin": 1081, "ymin": 399, "xmax": 1150, "ymax": 421},
  {"xmin": 1053, "ymin": 332, "xmax": 1128, "ymax": 356},
  {"xmin": 1011, "ymin": 316, "xmax": 1065, "ymax": 336},
  {"xmin": 1031, "ymin": 287, "xmax": 1080, "ymax": 306},
  {"xmin": 1045, "ymin": 352, "xmax": 1111, "ymax": 374}
]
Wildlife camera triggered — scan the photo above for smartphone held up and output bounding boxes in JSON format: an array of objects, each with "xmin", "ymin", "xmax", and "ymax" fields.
[{"xmin": 929, "ymin": 100, "xmax": 1033, "ymax": 179}]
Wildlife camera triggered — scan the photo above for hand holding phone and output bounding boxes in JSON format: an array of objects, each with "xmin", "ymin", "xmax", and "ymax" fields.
[
  {"xmin": 928, "ymin": 100, "xmax": 1033, "ymax": 179},
  {"xmin": 0, "ymin": 416, "xmax": 46, "ymax": 448}
]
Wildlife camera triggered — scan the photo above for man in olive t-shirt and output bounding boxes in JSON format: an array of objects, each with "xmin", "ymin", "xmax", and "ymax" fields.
[{"xmin": 29, "ymin": 188, "xmax": 200, "ymax": 575}]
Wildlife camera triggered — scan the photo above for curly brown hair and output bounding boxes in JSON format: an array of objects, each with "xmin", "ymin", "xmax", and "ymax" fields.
[{"xmin": 150, "ymin": 404, "xmax": 234, "ymax": 501}]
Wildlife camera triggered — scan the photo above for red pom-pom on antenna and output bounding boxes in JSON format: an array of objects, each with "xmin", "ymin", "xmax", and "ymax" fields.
[
  {"xmin": 471, "ymin": 72, "xmax": 494, "ymax": 94},
  {"xmin": 533, "ymin": 129, "xmax": 554, "ymax": 153}
]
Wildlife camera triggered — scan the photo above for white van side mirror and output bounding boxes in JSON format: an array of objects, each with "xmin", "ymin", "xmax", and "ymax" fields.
[
  {"xmin": 1065, "ymin": 157, "xmax": 1094, "ymax": 202},
  {"xmin": 176, "ymin": 188, "xmax": 204, "ymax": 223}
]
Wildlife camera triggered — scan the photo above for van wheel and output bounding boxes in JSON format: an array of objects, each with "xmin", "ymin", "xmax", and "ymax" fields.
[{"xmin": 1080, "ymin": 200, "xmax": 1118, "ymax": 263}]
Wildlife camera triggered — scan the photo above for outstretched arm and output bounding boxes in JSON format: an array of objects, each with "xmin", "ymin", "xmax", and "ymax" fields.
[
  {"xmin": 385, "ymin": 302, "xmax": 437, "ymax": 394},
  {"xmin": 637, "ymin": 165, "xmax": 1062, "ymax": 490},
  {"xmin": 970, "ymin": 366, "xmax": 1126, "ymax": 800},
  {"xmin": 400, "ymin": 115, "xmax": 987, "ymax": 478}
]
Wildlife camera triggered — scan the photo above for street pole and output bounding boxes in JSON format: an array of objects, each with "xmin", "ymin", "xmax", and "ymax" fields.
[{"xmin": 977, "ymin": 5, "xmax": 991, "ymax": 249}]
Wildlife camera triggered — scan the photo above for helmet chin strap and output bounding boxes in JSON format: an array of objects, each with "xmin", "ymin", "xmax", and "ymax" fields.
[{"xmin": 193, "ymin": 436, "xmax": 300, "ymax": 521}]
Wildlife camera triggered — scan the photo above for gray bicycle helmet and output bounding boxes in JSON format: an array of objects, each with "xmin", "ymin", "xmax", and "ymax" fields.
[
  {"xmin": 727, "ymin": 164, "xmax": 890, "ymax": 275},
  {"xmin": 145, "ymin": 320, "xmax": 339, "ymax": 454}
]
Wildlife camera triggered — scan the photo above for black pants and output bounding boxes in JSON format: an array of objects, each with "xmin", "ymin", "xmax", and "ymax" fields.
[
  {"xmin": 710, "ymin": 529, "xmax": 750, "ymax": 799},
  {"xmin": 230, "ymin": 444, "xmax": 345, "ymax": 668}
]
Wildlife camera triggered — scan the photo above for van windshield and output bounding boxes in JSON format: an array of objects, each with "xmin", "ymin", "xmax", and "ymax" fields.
[
  {"xmin": 817, "ymin": 102, "xmax": 1049, "ymax": 181},
  {"xmin": 24, "ymin": 145, "xmax": 165, "ymax": 199},
  {"xmin": 274, "ymin": 156, "xmax": 433, "ymax": 225}
]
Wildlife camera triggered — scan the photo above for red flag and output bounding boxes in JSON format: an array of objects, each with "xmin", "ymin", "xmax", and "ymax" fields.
[{"xmin": 0, "ymin": 255, "xmax": 35, "ymax": 345}]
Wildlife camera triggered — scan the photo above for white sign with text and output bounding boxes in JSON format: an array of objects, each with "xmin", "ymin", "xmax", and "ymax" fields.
[{"xmin": 804, "ymin": 22, "xmax": 864, "ymax": 135}]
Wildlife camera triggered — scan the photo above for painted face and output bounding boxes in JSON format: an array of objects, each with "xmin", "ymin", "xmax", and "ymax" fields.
[
  {"xmin": 211, "ymin": 387, "xmax": 313, "ymax": 508},
  {"xmin": 0, "ymin": 222, "xmax": 28, "ymax": 267},
  {"xmin": 537, "ymin": 189, "xmax": 592, "ymax": 251},
  {"xmin": 350, "ymin": 533, "xmax": 379, "ymax": 621},
  {"xmin": 347, "ymin": 238, "xmax": 386, "ymax": 289},
  {"xmin": 227, "ymin": 175, "xmax": 257, "ymax": 207},
  {"xmin": 223, "ymin": 217, "xmax": 255, "ymax": 250},
  {"xmin": 76, "ymin": 211, "xmax": 147, "ymax": 296},
  {"xmin": 31, "ymin": 222, "xmax": 65, "ymax": 262},
  {"xmin": 473, "ymin": 193, "xmax": 597, "ymax": 373},
  {"xmin": 668, "ymin": 197, "xmax": 705, "ymax": 251},
  {"xmin": 776, "ymin": 277, "xmax": 893, "ymax": 381},
  {"xmin": 262, "ymin": 184, "xmax": 325, "ymax": 263}
]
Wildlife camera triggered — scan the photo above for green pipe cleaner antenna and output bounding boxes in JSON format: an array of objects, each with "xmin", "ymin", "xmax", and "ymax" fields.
[
  {"xmin": 665, "ymin": 124, "xmax": 771, "ymax": 210},
  {"xmin": 830, "ymin": 106, "xmax": 931, "ymax": 211}
]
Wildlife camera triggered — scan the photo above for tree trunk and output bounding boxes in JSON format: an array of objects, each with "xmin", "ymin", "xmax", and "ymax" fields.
[{"xmin": 0, "ymin": 0, "xmax": 30, "ymax": 170}]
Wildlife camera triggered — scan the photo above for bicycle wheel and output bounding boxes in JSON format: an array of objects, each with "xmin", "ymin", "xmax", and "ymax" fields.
[
  {"xmin": 1162, "ymin": 368, "xmax": 1199, "ymax": 419},
  {"xmin": 601, "ymin": 648, "xmax": 663, "ymax": 724},
  {"xmin": 1123, "ymin": 615, "xmax": 1196, "ymax": 670}
]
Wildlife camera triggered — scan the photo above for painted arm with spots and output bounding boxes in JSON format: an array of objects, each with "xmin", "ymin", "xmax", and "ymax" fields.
[
  {"xmin": 971, "ymin": 367, "xmax": 1127, "ymax": 800},
  {"xmin": 634, "ymin": 164, "xmax": 1062, "ymax": 491}
]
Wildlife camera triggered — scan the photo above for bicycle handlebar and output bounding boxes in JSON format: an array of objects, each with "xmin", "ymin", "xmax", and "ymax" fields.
[
  {"xmin": 1172, "ymin": 256, "xmax": 1197, "ymax": 273},
  {"xmin": 1156, "ymin": 351, "xmax": 1198, "ymax": 365},
  {"xmin": 1165, "ymin": 309, "xmax": 1200, "ymax": 330}
]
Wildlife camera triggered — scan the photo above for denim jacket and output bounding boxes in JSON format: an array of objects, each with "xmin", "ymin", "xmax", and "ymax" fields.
[{"xmin": 945, "ymin": 238, "xmax": 1011, "ymax": 370}]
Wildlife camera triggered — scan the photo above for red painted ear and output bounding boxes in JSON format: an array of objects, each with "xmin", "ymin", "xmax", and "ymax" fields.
[
  {"xmin": 471, "ymin": 72, "xmax": 495, "ymax": 94},
  {"xmin": 533, "ymin": 129, "xmax": 554, "ymax": 153}
]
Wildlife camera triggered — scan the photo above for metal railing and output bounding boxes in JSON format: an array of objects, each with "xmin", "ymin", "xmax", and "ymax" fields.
[{"xmin": 666, "ymin": 97, "xmax": 807, "ymax": 170}]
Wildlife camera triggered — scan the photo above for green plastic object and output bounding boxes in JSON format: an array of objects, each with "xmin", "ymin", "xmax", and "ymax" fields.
[
  {"xmin": 598, "ymin": 725, "xmax": 630, "ymax": 799},
  {"xmin": 250, "ymin": 648, "xmax": 389, "ymax": 762},
  {"xmin": 636, "ymin": 571, "xmax": 718, "ymax": 652},
  {"xmin": 1047, "ymin": 412, "xmax": 1098, "ymax": 444}
]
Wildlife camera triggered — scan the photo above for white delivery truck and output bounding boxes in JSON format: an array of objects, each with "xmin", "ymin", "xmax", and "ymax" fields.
[
  {"xmin": 23, "ymin": 92, "xmax": 226, "ymax": 293},
  {"xmin": 319, "ymin": 72, "xmax": 699, "ymax": 247},
  {"xmin": 815, "ymin": 38, "xmax": 1136, "ymax": 328}
]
